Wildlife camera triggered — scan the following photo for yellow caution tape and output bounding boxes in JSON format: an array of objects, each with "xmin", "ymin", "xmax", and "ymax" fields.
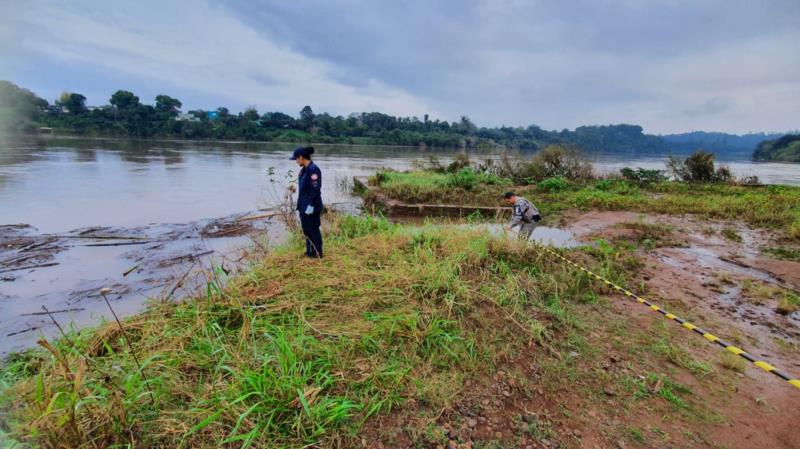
[{"xmin": 541, "ymin": 246, "xmax": 800, "ymax": 391}]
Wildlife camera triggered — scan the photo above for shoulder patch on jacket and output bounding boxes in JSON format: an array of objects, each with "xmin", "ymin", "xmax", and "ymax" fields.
[{"xmin": 311, "ymin": 173, "xmax": 318, "ymax": 180}]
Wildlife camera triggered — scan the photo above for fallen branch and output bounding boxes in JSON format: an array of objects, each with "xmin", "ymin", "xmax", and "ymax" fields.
[
  {"xmin": 0, "ymin": 262, "xmax": 59, "ymax": 274},
  {"xmin": 84, "ymin": 240, "xmax": 154, "ymax": 247},
  {"xmin": 22, "ymin": 307, "xmax": 85, "ymax": 316},
  {"xmin": 238, "ymin": 211, "xmax": 281, "ymax": 222},
  {"xmin": 158, "ymin": 250, "xmax": 214, "ymax": 267},
  {"xmin": 53, "ymin": 235, "xmax": 149, "ymax": 240},
  {"xmin": 122, "ymin": 263, "xmax": 141, "ymax": 277},
  {"xmin": 166, "ymin": 261, "xmax": 197, "ymax": 301},
  {"xmin": 6, "ymin": 326, "xmax": 42, "ymax": 337}
]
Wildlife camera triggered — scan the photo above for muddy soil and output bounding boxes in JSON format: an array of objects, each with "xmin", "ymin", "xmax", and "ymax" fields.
[
  {"xmin": 563, "ymin": 211, "xmax": 800, "ymax": 340},
  {"xmin": 564, "ymin": 211, "xmax": 800, "ymax": 448},
  {"xmin": 360, "ymin": 210, "xmax": 800, "ymax": 449},
  {"xmin": 0, "ymin": 210, "xmax": 290, "ymax": 355}
]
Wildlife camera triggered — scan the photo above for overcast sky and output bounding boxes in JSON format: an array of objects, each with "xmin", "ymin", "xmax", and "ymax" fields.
[{"xmin": 1, "ymin": 0, "xmax": 798, "ymax": 134}]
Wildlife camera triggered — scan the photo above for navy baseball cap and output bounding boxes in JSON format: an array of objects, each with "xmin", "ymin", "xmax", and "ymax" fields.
[{"xmin": 289, "ymin": 147, "xmax": 305, "ymax": 160}]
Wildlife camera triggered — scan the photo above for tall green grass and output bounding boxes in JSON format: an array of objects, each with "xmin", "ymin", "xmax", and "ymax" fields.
[{"xmin": 1, "ymin": 215, "xmax": 620, "ymax": 448}]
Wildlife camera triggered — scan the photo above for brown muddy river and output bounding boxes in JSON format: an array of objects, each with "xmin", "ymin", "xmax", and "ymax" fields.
[{"xmin": 1, "ymin": 136, "xmax": 799, "ymax": 355}]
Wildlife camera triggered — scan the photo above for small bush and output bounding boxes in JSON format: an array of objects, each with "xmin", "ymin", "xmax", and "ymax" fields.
[
  {"xmin": 446, "ymin": 153, "xmax": 471, "ymax": 173},
  {"xmin": 446, "ymin": 168, "xmax": 480, "ymax": 190},
  {"xmin": 525, "ymin": 145, "xmax": 594, "ymax": 182},
  {"xmin": 620, "ymin": 167, "xmax": 667, "ymax": 184},
  {"xmin": 489, "ymin": 145, "xmax": 593, "ymax": 183},
  {"xmin": 666, "ymin": 150, "xmax": 733, "ymax": 183},
  {"xmin": 538, "ymin": 177, "xmax": 571, "ymax": 192},
  {"xmin": 333, "ymin": 213, "xmax": 395, "ymax": 239}
]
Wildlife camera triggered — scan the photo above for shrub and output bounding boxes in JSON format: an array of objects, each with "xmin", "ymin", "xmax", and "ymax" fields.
[
  {"xmin": 666, "ymin": 150, "xmax": 732, "ymax": 183},
  {"xmin": 620, "ymin": 167, "xmax": 668, "ymax": 184},
  {"xmin": 446, "ymin": 153, "xmax": 471, "ymax": 173},
  {"xmin": 525, "ymin": 145, "xmax": 594, "ymax": 181},
  {"xmin": 446, "ymin": 168, "xmax": 480, "ymax": 190},
  {"xmin": 489, "ymin": 145, "xmax": 594, "ymax": 183},
  {"xmin": 538, "ymin": 177, "xmax": 571, "ymax": 192}
]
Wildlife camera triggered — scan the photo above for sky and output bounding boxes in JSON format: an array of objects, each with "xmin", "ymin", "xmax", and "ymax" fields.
[{"xmin": 1, "ymin": 0, "xmax": 798, "ymax": 134}]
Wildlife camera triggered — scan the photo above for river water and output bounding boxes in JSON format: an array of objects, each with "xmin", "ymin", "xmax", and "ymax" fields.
[{"xmin": 1, "ymin": 136, "xmax": 798, "ymax": 355}]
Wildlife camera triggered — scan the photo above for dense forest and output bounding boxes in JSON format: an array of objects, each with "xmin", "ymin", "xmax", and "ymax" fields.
[
  {"xmin": 662, "ymin": 131, "xmax": 782, "ymax": 157},
  {"xmin": 752, "ymin": 134, "xmax": 800, "ymax": 162},
  {"xmin": 0, "ymin": 80, "xmax": 781, "ymax": 155}
]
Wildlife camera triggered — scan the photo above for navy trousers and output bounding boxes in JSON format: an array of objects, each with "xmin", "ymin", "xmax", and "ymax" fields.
[{"xmin": 299, "ymin": 212, "xmax": 323, "ymax": 258}]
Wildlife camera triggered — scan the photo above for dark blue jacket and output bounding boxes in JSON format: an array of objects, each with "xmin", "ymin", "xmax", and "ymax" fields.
[{"xmin": 297, "ymin": 161, "xmax": 323, "ymax": 212}]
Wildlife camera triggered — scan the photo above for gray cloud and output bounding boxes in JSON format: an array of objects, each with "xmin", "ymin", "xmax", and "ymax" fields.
[{"xmin": 1, "ymin": 0, "xmax": 798, "ymax": 133}]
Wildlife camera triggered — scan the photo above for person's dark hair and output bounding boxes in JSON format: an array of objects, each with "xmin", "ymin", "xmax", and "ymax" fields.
[
  {"xmin": 503, "ymin": 191, "xmax": 515, "ymax": 199},
  {"xmin": 303, "ymin": 146, "xmax": 315, "ymax": 159}
]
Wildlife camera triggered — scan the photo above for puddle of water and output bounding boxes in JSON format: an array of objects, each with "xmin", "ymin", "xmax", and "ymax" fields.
[
  {"xmin": 529, "ymin": 226, "xmax": 581, "ymax": 248},
  {"xmin": 658, "ymin": 246, "xmax": 800, "ymax": 338},
  {"xmin": 661, "ymin": 246, "xmax": 782, "ymax": 284},
  {"xmin": 463, "ymin": 223, "xmax": 580, "ymax": 248}
]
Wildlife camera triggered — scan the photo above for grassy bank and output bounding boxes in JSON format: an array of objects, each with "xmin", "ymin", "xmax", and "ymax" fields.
[
  {"xmin": 0, "ymin": 215, "xmax": 731, "ymax": 448},
  {"xmin": 370, "ymin": 169, "xmax": 800, "ymax": 240}
]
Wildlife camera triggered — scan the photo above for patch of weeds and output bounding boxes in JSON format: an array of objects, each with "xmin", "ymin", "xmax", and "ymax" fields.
[
  {"xmin": 740, "ymin": 279, "xmax": 782, "ymax": 305},
  {"xmin": 409, "ymin": 422, "xmax": 447, "ymax": 448},
  {"xmin": 650, "ymin": 338, "xmax": 712, "ymax": 377},
  {"xmin": 763, "ymin": 246, "xmax": 800, "ymax": 262},
  {"xmin": 616, "ymin": 220, "xmax": 679, "ymax": 249},
  {"xmin": 650, "ymin": 426, "xmax": 668, "ymax": 439},
  {"xmin": 776, "ymin": 291, "xmax": 800, "ymax": 315},
  {"xmin": 330, "ymin": 212, "xmax": 396, "ymax": 240},
  {"xmin": 713, "ymin": 270, "xmax": 736, "ymax": 285},
  {"xmin": 625, "ymin": 373, "xmax": 693, "ymax": 411},
  {"xmin": 626, "ymin": 426, "xmax": 647, "ymax": 445},
  {"xmin": 773, "ymin": 337, "xmax": 798, "ymax": 354},
  {"xmin": 719, "ymin": 352, "xmax": 746, "ymax": 372},
  {"xmin": 522, "ymin": 415, "xmax": 554, "ymax": 440},
  {"xmin": 720, "ymin": 228, "xmax": 742, "ymax": 243},
  {"xmin": 538, "ymin": 176, "xmax": 572, "ymax": 193}
]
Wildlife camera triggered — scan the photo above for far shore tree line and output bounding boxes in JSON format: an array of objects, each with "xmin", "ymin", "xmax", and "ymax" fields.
[{"xmin": 0, "ymin": 80, "xmax": 795, "ymax": 161}]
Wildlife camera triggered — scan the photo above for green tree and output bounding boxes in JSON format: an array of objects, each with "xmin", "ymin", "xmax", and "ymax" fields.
[
  {"xmin": 0, "ymin": 81, "xmax": 49, "ymax": 131},
  {"xmin": 154, "ymin": 95, "xmax": 182, "ymax": 117},
  {"xmin": 59, "ymin": 93, "xmax": 87, "ymax": 115},
  {"xmin": 243, "ymin": 107, "xmax": 259, "ymax": 121},
  {"xmin": 110, "ymin": 90, "xmax": 140, "ymax": 110},
  {"xmin": 299, "ymin": 105, "xmax": 314, "ymax": 130},
  {"xmin": 261, "ymin": 112, "xmax": 295, "ymax": 128}
]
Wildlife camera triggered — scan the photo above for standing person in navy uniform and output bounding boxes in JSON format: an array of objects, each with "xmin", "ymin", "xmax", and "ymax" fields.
[{"xmin": 291, "ymin": 146, "xmax": 323, "ymax": 258}]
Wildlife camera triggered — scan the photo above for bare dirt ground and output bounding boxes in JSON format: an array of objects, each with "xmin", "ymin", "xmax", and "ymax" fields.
[
  {"xmin": 360, "ymin": 210, "xmax": 800, "ymax": 449},
  {"xmin": 563, "ymin": 211, "xmax": 800, "ymax": 449}
]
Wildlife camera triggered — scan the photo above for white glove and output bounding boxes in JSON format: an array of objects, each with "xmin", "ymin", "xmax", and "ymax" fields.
[{"xmin": 304, "ymin": 205, "xmax": 315, "ymax": 215}]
